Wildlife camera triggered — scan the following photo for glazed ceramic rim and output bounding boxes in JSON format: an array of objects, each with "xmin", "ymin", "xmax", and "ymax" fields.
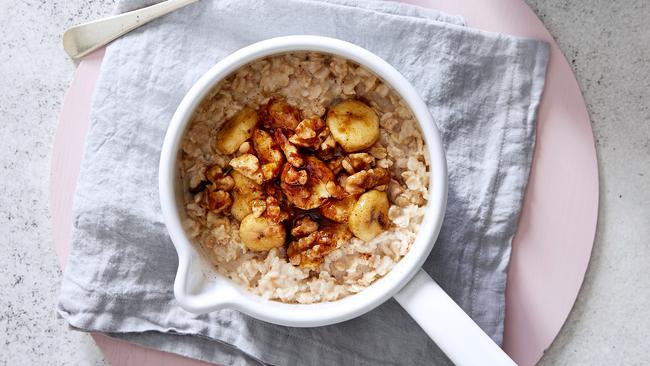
[{"xmin": 159, "ymin": 35, "xmax": 447, "ymax": 327}]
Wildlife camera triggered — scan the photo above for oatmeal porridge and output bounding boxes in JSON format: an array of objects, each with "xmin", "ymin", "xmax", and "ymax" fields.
[{"xmin": 179, "ymin": 52, "xmax": 429, "ymax": 304}]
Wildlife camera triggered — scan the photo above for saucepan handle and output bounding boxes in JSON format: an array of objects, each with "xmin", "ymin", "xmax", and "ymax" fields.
[{"xmin": 394, "ymin": 269, "xmax": 517, "ymax": 366}]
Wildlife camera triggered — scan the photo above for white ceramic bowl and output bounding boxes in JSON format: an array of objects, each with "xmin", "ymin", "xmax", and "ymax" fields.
[
  {"xmin": 160, "ymin": 35, "xmax": 517, "ymax": 366},
  {"xmin": 159, "ymin": 35, "xmax": 446, "ymax": 326}
]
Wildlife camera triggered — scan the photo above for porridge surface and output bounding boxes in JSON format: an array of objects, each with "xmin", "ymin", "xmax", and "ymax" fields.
[{"xmin": 180, "ymin": 52, "xmax": 429, "ymax": 304}]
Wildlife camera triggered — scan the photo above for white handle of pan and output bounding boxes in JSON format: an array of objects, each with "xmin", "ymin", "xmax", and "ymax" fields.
[{"xmin": 394, "ymin": 269, "xmax": 517, "ymax": 366}]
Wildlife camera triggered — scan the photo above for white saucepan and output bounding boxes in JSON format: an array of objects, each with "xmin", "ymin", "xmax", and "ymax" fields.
[{"xmin": 159, "ymin": 35, "xmax": 516, "ymax": 366}]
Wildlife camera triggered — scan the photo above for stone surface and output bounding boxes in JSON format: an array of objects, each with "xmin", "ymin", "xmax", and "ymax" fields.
[
  {"xmin": 0, "ymin": 0, "xmax": 647, "ymax": 365},
  {"xmin": 526, "ymin": 1, "xmax": 650, "ymax": 365},
  {"xmin": 0, "ymin": 1, "xmax": 116, "ymax": 365}
]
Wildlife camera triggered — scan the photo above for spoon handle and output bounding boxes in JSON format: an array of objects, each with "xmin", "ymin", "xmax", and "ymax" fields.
[{"xmin": 63, "ymin": 0, "xmax": 199, "ymax": 59}]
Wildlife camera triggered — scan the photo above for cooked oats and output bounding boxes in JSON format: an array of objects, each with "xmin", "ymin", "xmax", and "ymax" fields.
[{"xmin": 179, "ymin": 52, "xmax": 429, "ymax": 304}]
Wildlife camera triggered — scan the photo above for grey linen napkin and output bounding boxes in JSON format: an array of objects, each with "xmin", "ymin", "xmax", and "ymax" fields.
[{"xmin": 57, "ymin": 0, "xmax": 549, "ymax": 365}]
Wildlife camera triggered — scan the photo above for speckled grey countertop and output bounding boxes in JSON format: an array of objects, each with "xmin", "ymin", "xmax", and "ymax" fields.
[{"xmin": 1, "ymin": 1, "xmax": 648, "ymax": 365}]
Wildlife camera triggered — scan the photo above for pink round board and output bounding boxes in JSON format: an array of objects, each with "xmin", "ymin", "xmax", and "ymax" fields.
[{"xmin": 50, "ymin": 1, "xmax": 598, "ymax": 365}]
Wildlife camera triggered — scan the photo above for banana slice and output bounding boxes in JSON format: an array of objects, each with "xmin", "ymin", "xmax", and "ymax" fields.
[
  {"xmin": 230, "ymin": 171, "xmax": 263, "ymax": 221},
  {"xmin": 239, "ymin": 214, "xmax": 286, "ymax": 251},
  {"xmin": 215, "ymin": 107, "xmax": 259, "ymax": 154},
  {"xmin": 280, "ymin": 156, "xmax": 334, "ymax": 210},
  {"xmin": 348, "ymin": 190, "xmax": 389, "ymax": 241},
  {"xmin": 231, "ymin": 195, "xmax": 253, "ymax": 222},
  {"xmin": 319, "ymin": 195, "xmax": 358, "ymax": 223},
  {"xmin": 326, "ymin": 100, "xmax": 380, "ymax": 152}
]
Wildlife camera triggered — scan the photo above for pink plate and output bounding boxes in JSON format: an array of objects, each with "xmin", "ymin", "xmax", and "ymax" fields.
[{"xmin": 50, "ymin": 1, "xmax": 598, "ymax": 365}]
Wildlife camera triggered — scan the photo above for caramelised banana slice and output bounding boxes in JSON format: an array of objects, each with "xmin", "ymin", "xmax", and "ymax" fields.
[
  {"xmin": 215, "ymin": 107, "xmax": 259, "ymax": 154},
  {"xmin": 280, "ymin": 155, "xmax": 334, "ymax": 210},
  {"xmin": 230, "ymin": 171, "xmax": 264, "ymax": 221},
  {"xmin": 326, "ymin": 100, "xmax": 380, "ymax": 152},
  {"xmin": 239, "ymin": 214, "xmax": 286, "ymax": 251},
  {"xmin": 348, "ymin": 189, "xmax": 390, "ymax": 241}
]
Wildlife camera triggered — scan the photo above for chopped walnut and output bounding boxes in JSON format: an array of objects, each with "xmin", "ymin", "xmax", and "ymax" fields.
[
  {"xmin": 229, "ymin": 154, "xmax": 262, "ymax": 182},
  {"xmin": 337, "ymin": 153, "xmax": 375, "ymax": 176},
  {"xmin": 289, "ymin": 117, "xmax": 325, "ymax": 148},
  {"xmin": 259, "ymin": 165, "xmax": 277, "ymax": 183},
  {"xmin": 295, "ymin": 118, "xmax": 322, "ymax": 140},
  {"xmin": 284, "ymin": 166, "xmax": 308, "ymax": 185},
  {"xmin": 263, "ymin": 182, "xmax": 284, "ymax": 201},
  {"xmin": 205, "ymin": 165, "xmax": 222, "ymax": 182},
  {"xmin": 213, "ymin": 175, "xmax": 235, "ymax": 191},
  {"xmin": 291, "ymin": 216, "xmax": 319, "ymax": 237},
  {"xmin": 344, "ymin": 168, "xmax": 391, "ymax": 195},
  {"xmin": 205, "ymin": 165, "xmax": 235, "ymax": 191},
  {"xmin": 205, "ymin": 190, "xmax": 232, "ymax": 213},
  {"xmin": 280, "ymin": 156, "xmax": 335, "ymax": 210},
  {"xmin": 348, "ymin": 153, "xmax": 375, "ymax": 171},
  {"xmin": 317, "ymin": 132, "xmax": 337, "ymax": 160},
  {"xmin": 337, "ymin": 172, "xmax": 349, "ymax": 187},
  {"xmin": 264, "ymin": 195, "xmax": 288, "ymax": 223},
  {"xmin": 319, "ymin": 195, "xmax": 357, "ymax": 223},
  {"xmin": 327, "ymin": 157, "xmax": 344, "ymax": 175},
  {"xmin": 341, "ymin": 158, "xmax": 355, "ymax": 175},
  {"xmin": 274, "ymin": 129, "xmax": 303, "ymax": 167},
  {"xmin": 287, "ymin": 225, "xmax": 352, "ymax": 269},
  {"xmin": 287, "ymin": 232, "xmax": 317, "ymax": 266},
  {"xmin": 253, "ymin": 128, "xmax": 284, "ymax": 181},
  {"xmin": 325, "ymin": 181, "xmax": 347, "ymax": 199},
  {"xmin": 287, "ymin": 232, "xmax": 332, "ymax": 269},
  {"xmin": 260, "ymin": 98, "xmax": 301, "ymax": 130},
  {"xmin": 250, "ymin": 199, "xmax": 267, "ymax": 217}
]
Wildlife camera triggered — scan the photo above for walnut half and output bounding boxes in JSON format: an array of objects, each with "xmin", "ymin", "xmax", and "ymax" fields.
[
  {"xmin": 229, "ymin": 154, "xmax": 263, "ymax": 184},
  {"xmin": 205, "ymin": 190, "xmax": 232, "ymax": 214},
  {"xmin": 344, "ymin": 167, "xmax": 391, "ymax": 195},
  {"xmin": 291, "ymin": 216, "xmax": 319, "ymax": 237},
  {"xmin": 287, "ymin": 225, "xmax": 352, "ymax": 269},
  {"xmin": 284, "ymin": 166, "xmax": 308, "ymax": 185},
  {"xmin": 289, "ymin": 117, "xmax": 326, "ymax": 148}
]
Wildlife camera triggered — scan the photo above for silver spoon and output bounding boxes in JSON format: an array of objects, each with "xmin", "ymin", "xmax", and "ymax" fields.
[{"xmin": 63, "ymin": 0, "xmax": 199, "ymax": 59}]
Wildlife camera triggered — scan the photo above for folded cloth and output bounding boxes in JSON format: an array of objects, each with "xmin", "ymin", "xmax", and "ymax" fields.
[{"xmin": 57, "ymin": 0, "xmax": 549, "ymax": 365}]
